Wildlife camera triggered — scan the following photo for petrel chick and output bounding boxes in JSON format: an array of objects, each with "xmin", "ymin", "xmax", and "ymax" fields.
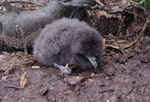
[{"xmin": 33, "ymin": 18, "xmax": 103, "ymax": 74}]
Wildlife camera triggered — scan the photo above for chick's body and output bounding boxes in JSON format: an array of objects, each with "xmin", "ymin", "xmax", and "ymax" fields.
[{"xmin": 33, "ymin": 18, "xmax": 103, "ymax": 70}]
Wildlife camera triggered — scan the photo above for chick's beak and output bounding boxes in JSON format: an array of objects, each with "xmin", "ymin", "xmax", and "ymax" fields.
[{"xmin": 86, "ymin": 56, "xmax": 98, "ymax": 69}]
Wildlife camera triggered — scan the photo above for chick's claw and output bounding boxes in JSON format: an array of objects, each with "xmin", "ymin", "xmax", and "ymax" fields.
[{"xmin": 54, "ymin": 63, "xmax": 72, "ymax": 75}]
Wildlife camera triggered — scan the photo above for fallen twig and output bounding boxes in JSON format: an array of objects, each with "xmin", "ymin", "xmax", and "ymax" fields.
[
  {"xmin": 0, "ymin": 0, "xmax": 45, "ymax": 7},
  {"xmin": 62, "ymin": 1, "xmax": 145, "ymax": 14},
  {"xmin": 138, "ymin": 16, "xmax": 150, "ymax": 42}
]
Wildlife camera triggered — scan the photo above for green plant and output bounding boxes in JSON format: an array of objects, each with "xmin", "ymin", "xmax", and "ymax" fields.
[{"xmin": 140, "ymin": 0, "xmax": 148, "ymax": 6}]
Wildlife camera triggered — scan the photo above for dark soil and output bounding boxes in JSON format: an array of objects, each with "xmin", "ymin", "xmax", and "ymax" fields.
[
  {"xmin": 0, "ymin": 0, "xmax": 150, "ymax": 102},
  {"xmin": 0, "ymin": 39, "xmax": 149, "ymax": 102}
]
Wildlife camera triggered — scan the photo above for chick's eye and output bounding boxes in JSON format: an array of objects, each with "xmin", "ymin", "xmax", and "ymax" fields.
[
  {"xmin": 76, "ymin": 53, "xmax": 88, "ymax": 59},
  {"xmin": 76, "ymin": 53, "xmax": 84, "ymax": 57}
]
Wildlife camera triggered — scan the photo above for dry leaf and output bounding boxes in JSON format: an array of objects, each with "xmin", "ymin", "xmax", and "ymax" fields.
[
  {"xmin": 1, "ymin": 76, "xmax": 8, "ymax": 80},
  {"xmin": 105, "ymin": 76, "xmax": 110, "ymax": 80},
  {"xmin": 103, "ymin": 38, "xmax": 106, "ymax": 50},
  {"xmin": 96, "ymin": 10, "xmax": 121, "ymax": 19},
  {"xmin": 91, "ymin": 73, "xmax": 96, "ymax": 76},
  {"xmin": 95, "ymin": 0, "xmax": 104, "ymax": 6},
  {"xmin": 106, "ymin": 38, "xmax": 138, "ymax": 50},
  {"xmin": 87, "ymin": 79, "xmax": 94, "ymax": 82},
  {"xmin": 19, "ymin": 72, "xmax": 27, "ymax": 88},
  {"xmin": 32, "ymin": 66, "xmax": 40, "ymax": 69},
  {"xmin": 64, "ymin": 76, "xmax": 83, "ymax": 85}
]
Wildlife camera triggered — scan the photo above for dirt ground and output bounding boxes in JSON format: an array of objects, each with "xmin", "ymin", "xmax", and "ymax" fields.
[
  {"xmin": 0, "ymin": 0, "xmax": 150, "ymax": 102},
  {"xmin": 0, "ymin": 38, "xmax": 149, "ymax": 102}
]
